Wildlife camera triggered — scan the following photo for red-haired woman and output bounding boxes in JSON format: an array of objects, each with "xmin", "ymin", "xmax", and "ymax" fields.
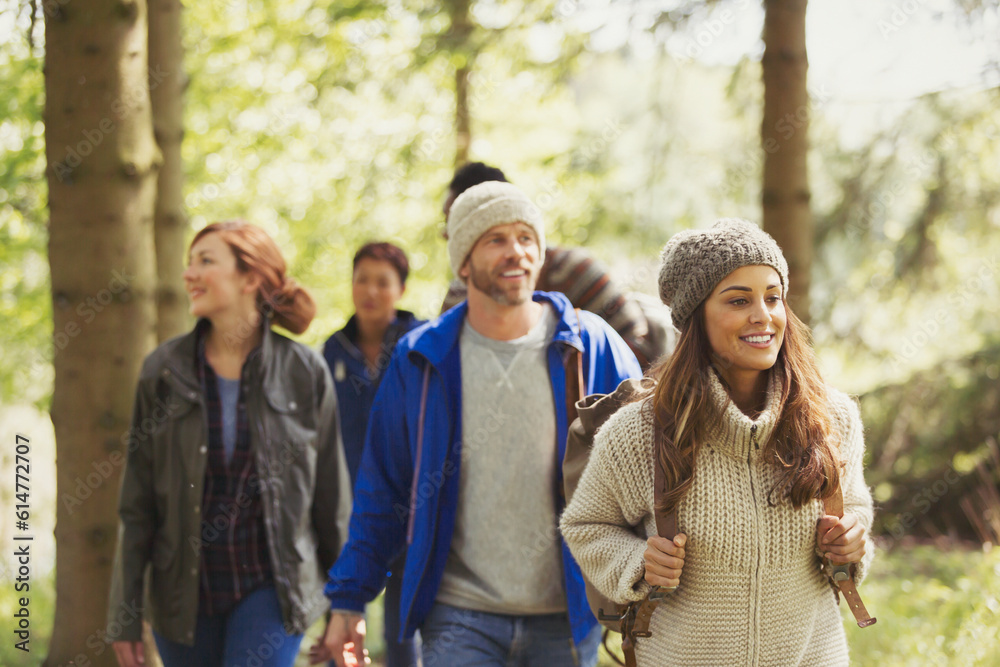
[
  {"xmin": 109, "ymin": 221, "xmax": 352, "ymax": 667},
  {"xmin": 560, "ymin": 219, "xmax": 874, "ymax": 666}
]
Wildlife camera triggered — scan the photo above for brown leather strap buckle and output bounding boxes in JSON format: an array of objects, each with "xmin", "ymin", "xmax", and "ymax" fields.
[
  {"xmin": 827, "ymin": 559, "xmax": 877, "ymax": 628},
  {"xmin": 830, "ymin": 563, "xmax": 851, "ymax": 583}
]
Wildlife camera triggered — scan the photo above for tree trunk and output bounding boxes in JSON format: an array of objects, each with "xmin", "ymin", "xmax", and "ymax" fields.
[
  {"xmin": 447, "ymin": 0, "xmax": 472, "ymax": 166},
  {"xmin": 44, "ymin": 0, "xmax": 159, "ymax": 664},
  {"xmin": 455, "ymin": 64, "xmax": 471, "ymax": 166},
  {"xmin": 761, "ymin": 0, "xmax": 812, "ymax": 321},
  {"xmin": 149, "ymin": 0, "xmax": 189, "ymax": 342}
]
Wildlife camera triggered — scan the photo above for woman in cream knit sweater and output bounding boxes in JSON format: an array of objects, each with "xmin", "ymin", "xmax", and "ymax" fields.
[{"xmin": 560, "ymin": 219, "xmax": 874, "ymax": 666}]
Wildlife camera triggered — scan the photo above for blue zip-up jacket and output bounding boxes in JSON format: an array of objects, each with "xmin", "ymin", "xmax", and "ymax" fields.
[
  {"xmin": 322, "ymin": 309, "xmax": 425, "ymax": 487},
  {"xmin": 324, "ymin": 291, "xmax": 642, "ymax": 645}
]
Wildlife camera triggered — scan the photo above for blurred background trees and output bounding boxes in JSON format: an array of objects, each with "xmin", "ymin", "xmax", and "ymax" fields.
[{"xmin": 1, "ymin": 0, "xmax": 999, "ymax": 664}]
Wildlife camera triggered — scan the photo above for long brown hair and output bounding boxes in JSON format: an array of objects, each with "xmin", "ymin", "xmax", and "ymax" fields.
[
  {"xmin": 190, "ymin": 221, "xmax": 316, "ymax": 334},
  {"xmin": 649, "ymin": 301, "xmax": 841, "ymax": 515}
]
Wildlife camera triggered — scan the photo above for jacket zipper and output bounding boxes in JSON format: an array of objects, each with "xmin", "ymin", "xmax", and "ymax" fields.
[
  {"xmin": 747, "ymin": 424, "xmax": 762, "ymax": 667},
  {"xmin": 402, "ymin": 366, "xmax": 436, "ymax": 638}
]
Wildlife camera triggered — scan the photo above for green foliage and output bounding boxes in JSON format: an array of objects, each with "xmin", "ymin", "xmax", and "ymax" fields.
[
  {"xmin": 804, "ymin": 89, "xmax": 1000, "ymax": 542},
  {"xmin": 811, "ymin": 91, "xmax": 1000, "ymax": 391},
  {"xmin": 844, "ymin": 545, "xmax": 1000, "ymax": 666},
  {"xmin": 859, "ymin": 342, "xmax": 1000, "ymax": 544},
  {"xmin": 0, "ymin": 1, "xmax": 49, "ymax": 408}
]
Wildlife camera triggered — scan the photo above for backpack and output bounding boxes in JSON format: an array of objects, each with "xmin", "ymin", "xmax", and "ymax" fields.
[
  {"xmin": 560, "ymin": 353, "xmax": 876, "ymax": 666},
  {"xmin": 625, "ymin": 291, "xmax": 678, "ymax": 370},
  {"xmin": 562, "ymin": 353, "xmax": 673, "ymax": 667}
]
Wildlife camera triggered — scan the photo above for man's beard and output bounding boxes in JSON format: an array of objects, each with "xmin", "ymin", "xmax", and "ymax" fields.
[{"xmin": 468, "ymin": 258, "xmax": 538, "ymax": 306}]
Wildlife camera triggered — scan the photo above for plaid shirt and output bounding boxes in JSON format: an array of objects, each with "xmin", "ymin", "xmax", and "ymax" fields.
[{"xmin": 196, "ymin": 328, "xmax": 272, "ymax": 616}]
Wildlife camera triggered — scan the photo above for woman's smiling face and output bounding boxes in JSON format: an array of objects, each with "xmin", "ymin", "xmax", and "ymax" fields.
[
  {"xmin": 183, "ymin": 232, "xmax": 257, "ymax": 320},
  {"xmin": 702, "ymin": 264, "xmax": 786, "ymax": 380}
]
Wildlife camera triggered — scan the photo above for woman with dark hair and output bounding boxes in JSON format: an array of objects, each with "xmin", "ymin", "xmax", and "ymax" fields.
[
  {"xmin": 109, "ymin": 221, "xmax": 352, "ymax": 667},
  {"xmin": 560, "ymin": 219, "xmax": 874, "ymax": 666},
  {"xmin": 321, "ymin": 241, "xmax": 424, "ymax": 667}
]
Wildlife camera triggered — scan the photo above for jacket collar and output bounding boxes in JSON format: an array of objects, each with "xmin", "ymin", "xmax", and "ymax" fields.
[
  {"xmin": 336, "ymin": 310, "xmax": 420, "ymax": 354},
  {"xmin": 167, "ymin": 317, "xmax": 274, "ymax": 390},
  {"xmin": 408, "ymin": 291, "xmax": 581, "ymax": 368}
]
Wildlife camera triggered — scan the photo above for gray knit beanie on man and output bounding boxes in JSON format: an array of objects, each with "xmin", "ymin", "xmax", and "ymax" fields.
[
  {"xmin": 446, "ymin": 181, "xmax": 546, "ymax": 276},
  {"xmin": 658, "ymin": 218, "xmax": 789, "ymax": 331}
]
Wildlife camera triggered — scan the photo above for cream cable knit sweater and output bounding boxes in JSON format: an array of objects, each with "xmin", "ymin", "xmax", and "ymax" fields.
[{"xmin": 560, "ymin": 370, "xmax": 875, "ymax": 667}]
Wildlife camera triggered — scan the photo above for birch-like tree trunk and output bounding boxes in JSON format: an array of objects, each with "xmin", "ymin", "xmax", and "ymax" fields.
[
  {"xmin": 44, "ymin": 0, "xmax": 159, "ymax": 663},
  {"xmin": 447, "ymin": 0, "xmax": 472, "ymax": 165},
  {"xmin": 149, "ymin": 0, "xmax": 189, "ymax": 342},
  {"xmin": 762, "ymin": 0, "xmax": 812, "ymax": 321}
]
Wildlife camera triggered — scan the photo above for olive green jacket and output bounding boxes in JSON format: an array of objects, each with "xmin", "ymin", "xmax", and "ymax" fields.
[{"xmin": 107, "ymin": 322, "xmax": 352, "ymax": 645}]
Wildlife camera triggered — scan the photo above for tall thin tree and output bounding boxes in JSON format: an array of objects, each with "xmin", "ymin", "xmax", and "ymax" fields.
[
  {"xmin": 761, "ymin": 0, "xmax": 812, "ymax": 320},
  {"xmin": 445, "ymin": 0, "xmax": 473, "ymax": 166},
  {"xmin": 149, "ymin": 0, "xmax": 189, "ymax": 342},
  {"xmin": 44, "ymin": 0, "xmax": 159, "ymax": 663}
]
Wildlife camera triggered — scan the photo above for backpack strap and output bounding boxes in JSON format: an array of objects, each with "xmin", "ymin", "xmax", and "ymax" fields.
[
  {"xmin": 653, "ymin": 455, "xmax": 677, "ymax": 540},
  {"xmin": 565, "ymin": 309, "xmax": 586, "ymax": 417},
  {"xmin": 610, "ymin": 389, "xmax": 680, "ymax": 666},
  {"xmin": 560, "ymin": 310, "xmax": 587, "ymax": 507},
  {"xmin": 823, "ymin": 486, "xmax": 877, "ymax": 627},
  {"xmin": 621, "ymin": 454, "xmax": 678, "ymax": 667},
  {"xmin": 406, "ymin": 363, "xmax": 432, "ymax": 545}
]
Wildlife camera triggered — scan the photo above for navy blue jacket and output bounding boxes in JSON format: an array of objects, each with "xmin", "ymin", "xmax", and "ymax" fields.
[
  {"xmin": 322, "ymin": 309, "xmax": 424, "ymax": 486},
  {"xmin": 324, "ymin": 292, "xmax": 642, "ymax": 644}
]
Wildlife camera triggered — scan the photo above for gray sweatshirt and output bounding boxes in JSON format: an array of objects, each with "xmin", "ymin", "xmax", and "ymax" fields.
[{"xmin": 436, "ymin": 305, "xmax": 567, "ymax": 614}]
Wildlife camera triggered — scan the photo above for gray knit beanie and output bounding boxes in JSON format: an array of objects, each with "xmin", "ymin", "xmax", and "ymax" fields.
[
  {"xmin": 658, "ymin": 218, "xmax": 789, "ymax": 330},
  {"xmin": 446, "ymin": 181, "xmax": 546, "ymax": 276}
]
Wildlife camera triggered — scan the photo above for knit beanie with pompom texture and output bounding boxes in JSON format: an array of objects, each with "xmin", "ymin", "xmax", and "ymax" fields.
[
  {"xmin": 446, "ymin": 181, "xmax": 546, "ymax": 277},
  {"xmin": 658, "ymin": 218, "xmax": 789, "ymax": 331}
]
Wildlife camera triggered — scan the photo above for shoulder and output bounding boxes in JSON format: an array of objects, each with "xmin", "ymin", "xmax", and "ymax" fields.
[
  {"xmin": 825, "ymin": 385, "xmax": 862, "ymax": 430},
  {"xmin": 393, "ymin": 321, "xmax": 431, "ymax": 357},
  {"xmin": 595, "ymin": 398, "xmax": 656, "ymax": 458},
  {"xmin": 396, "ymin": 310, "xmax": 426, "ymax": 332},
  {"xmin": 550, "ymin": 245, "xmax": 596, "ymax": 266},
  {"xmin": 136, "ymin": 330, "xmax": 193, "ymax": 381},
  {"xmin": 321, "ymin": 329, "xmax": 347, "ymax": 359},
  {"xmin": 271, "ymin": 330, "xmax": 329, "ymax": 379},
  {"xmin": 576, "ymin": 309, "xmax": 619, "ymax": 342},
  {"xmin": 824, "ymin": 385, "xmax": 865, "ymax": 460}
]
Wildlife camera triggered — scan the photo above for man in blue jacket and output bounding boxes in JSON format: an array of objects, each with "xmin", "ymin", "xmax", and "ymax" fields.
[{"xmin": 310, "ymin": 182, "xmax": 642, "ymax": 667}]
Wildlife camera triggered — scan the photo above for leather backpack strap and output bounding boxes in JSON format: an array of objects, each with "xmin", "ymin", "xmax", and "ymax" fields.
[
  {"xmin": 653, "ymin": 455, "xmax": 677, "ymax": 540},
  {"xmin": 560, "ymin": 312, "xmax": 586, "ymax": 507},
  {"xmin": 622, "ymin": 433, "xmax": 679, "ymax": 665},
  {"xmin": 564, "ymin": 310, "xmax": 586, "ymax": 422},
  {"xmin": 823, "ymin": 486, "xmax": 877, "ymax": 628}
]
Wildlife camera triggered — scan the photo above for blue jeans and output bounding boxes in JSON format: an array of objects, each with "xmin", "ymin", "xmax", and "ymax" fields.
[
  {"xmin": 153, "ymin": 586, "xmax": 303, "ymax": 667},
  {"xmin": 419, "ymin": 603, "xmax": 601, "ymax": 667}
]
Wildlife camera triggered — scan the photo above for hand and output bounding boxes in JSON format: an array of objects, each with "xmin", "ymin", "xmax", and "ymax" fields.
[
  {"xmin": 112, "ymin": 641, "xmax": 145, "ymax": 667},
  {"xmin": 643, "ymin": 533, "xmax": 687, "ymax": 589},
  {"xmin": 308, "ymin": 612, "xmax": 370, "ymax": 666},
  {"xmin": 816, "ymin": 513, "xmax": 867, "ymax": 564}
]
